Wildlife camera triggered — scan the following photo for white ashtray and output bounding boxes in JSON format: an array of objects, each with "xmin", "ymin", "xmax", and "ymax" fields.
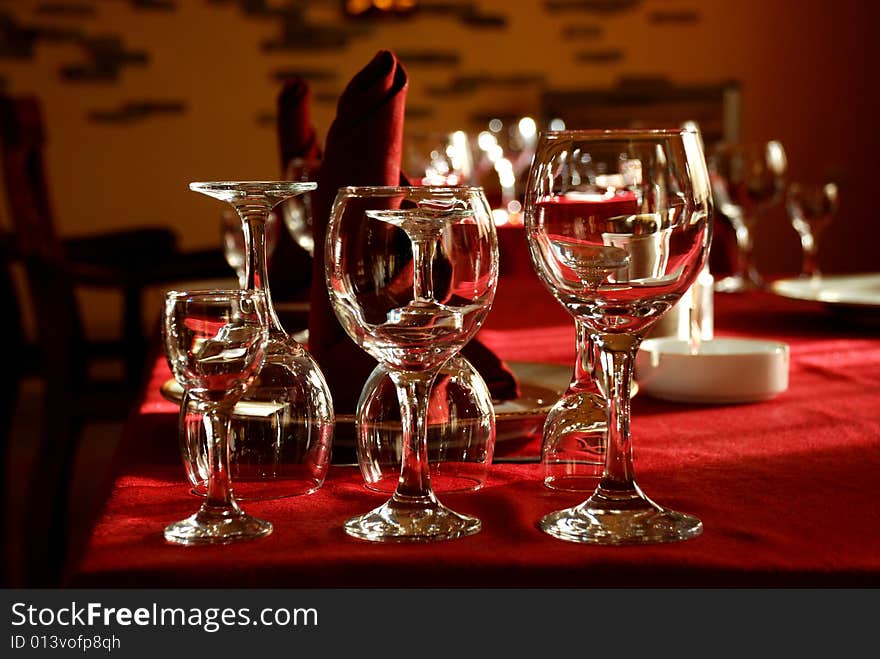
[{"xmin": 635, "ymin": 337, "xmax": 789, "ymax": 404}]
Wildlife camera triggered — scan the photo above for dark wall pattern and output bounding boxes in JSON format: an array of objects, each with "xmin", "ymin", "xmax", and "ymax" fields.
[{"xmin": 0, "ymin": 0, "xmax": 703, "ymax": 125}]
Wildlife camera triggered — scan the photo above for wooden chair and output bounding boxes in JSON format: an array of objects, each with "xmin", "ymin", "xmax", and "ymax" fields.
[{"xmin": 0, "ymin": 94, "xmax": 230, "ymax": 585}]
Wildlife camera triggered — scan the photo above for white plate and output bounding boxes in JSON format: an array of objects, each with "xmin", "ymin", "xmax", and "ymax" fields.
[
  {"xmin": 635, "ymin": 337, "xmax": 789, "ymax": 404},
  {"xmin": 771, "ymin": 273, "xmax": 880, "ymax": 308}
]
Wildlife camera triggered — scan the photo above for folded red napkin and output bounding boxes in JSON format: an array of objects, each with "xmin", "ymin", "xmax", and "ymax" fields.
[
  {"xmin": 277, "ymin": 77, "xmax": 321, "ymax": 168},
  {"xmin": 308, "ymin": 50, "xmax": 518, "ymax": 413},
  {"xmin": 268, "ymin": 77, "xmax": 321, "ymax": 303},
  {"xmin": 307, "ymin": 51, "xmax": 406, "ymax": 412}
]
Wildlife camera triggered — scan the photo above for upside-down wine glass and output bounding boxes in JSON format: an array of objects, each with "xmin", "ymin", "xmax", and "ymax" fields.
[
  {"xmin": 525, "ymin": 128, "xmax": 713, "ymax": 544},
  {"xmin": 786, "ymin": 180, "xmax": 839, "ymax": 281},
  {"xmin": 185, "ymin": 182, "xmax": 334, "ymax": 501},
  {"xmin": 708, "ymin": 140, "xmax": 787, "ymax": 292},
  {"xmin": 162, "ymin": 289, "xmax": 270, "ymax": 544},
  {"xmin": 541, "ymin": 319, "xmax": 607, "ymax": 491},
  {"xmin": 326, "ymin": 185, "xmax": 498, "ymax": 542}
]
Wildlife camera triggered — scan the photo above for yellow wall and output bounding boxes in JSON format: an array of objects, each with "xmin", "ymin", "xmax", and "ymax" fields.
[{"xmin": 2, "ymin": 0, "xmax": 877, "ymax": 337}]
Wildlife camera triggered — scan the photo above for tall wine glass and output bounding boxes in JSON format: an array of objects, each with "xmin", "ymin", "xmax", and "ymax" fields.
[
  {"xmin": 163, "ymin": 289, "xmax": 270, "ymax": 544},
  {"xmin": 786, "ymin": 181, "xmax": 839, "ymax": 281},
  {"xmin": 708, "ymin": 140, "xmax": 787, "ymax": 292},
  {"xmin": 326, "ymin": 185, "xmax": 498, "ymax": 542},
  {"xmin": 186, "ymin": 182, "xmax": 334, "ymax": 501},
  {"xmin": 525, "ymin": 128, "xmax": 713, "ymax": 544}
]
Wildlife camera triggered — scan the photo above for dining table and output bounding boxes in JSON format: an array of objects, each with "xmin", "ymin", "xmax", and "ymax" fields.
[{"xmin": 67, "ymin": 228, "xmax": 880, "ymax": 588}]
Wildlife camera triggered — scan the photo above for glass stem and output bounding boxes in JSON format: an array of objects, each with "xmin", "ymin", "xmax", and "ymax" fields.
[
  {"xmin": 595, "ymin": 334, "xmax": 639, "ymax": 492},
  {"xmin": 734, "ymin": 220, "xmax": 755, "ymax": 281},
  {"xmin": 390, "ymin": 368, "xmax": 440, "ymax": 502},
  {"xmin": 238, "ymin": 206, "xmax": 285, "ymax": 336},
  {"xmin": 201, "ymin": 405, "xmax": 239, "ymax": 513},
  {"xmin": 571, "ymin": 319, "xmax": 602, "ymax": 396},
  {"xmin": 410, "ymin": 237, "xmax": 437, "ymax": 304},
  {"xmin": 799, "ymin": 232, "xmax": 818, "ymax": 278}
]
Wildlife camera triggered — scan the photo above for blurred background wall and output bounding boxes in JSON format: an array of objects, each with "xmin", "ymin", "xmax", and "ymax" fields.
[{"xmin": 1, "ymin": 0, "xmax": 876, "ymax": 337}]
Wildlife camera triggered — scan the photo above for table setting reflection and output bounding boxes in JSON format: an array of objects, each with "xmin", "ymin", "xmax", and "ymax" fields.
[{"xmin": 48, "ymin": 48, "xmax": 879, "ymax": 588}]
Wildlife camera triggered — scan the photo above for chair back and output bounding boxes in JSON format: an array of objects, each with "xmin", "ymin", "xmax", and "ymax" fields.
[
  {"xmin": 0, "ymin": 95, "xmax": 87, "ymax": 383},
  {"xmin": 0, "ymin": 96, "xmax": 66, "ymax": 263}
]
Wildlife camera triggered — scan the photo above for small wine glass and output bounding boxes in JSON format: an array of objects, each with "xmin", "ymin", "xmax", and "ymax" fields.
[
  {"xmin": 162, "ymin": 289, "xmax": 271, "ymax": 544},
  {"xmin": 709, "ymin": 140, "xmax": 787, "ymax": 292},
  {"xmin": 326, "ymin": 185, "xmax": 498, "ymax": 542},
  {"xmin": 525, "ymin": 128, "xmax": 713, "ymax": 544},
  {"xmin": 786, "ymin": 181, "xmax": 839, "ymax": 281}
]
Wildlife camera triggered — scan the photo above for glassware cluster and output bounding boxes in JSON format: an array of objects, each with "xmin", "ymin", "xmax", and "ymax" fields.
[
  {"xmin": 164, "ymin": 125, "xmax": 716, "ymax": 547},
  {"xmin": 325, "ymin": 185, "xmax": 498, "ymax": 542},
  {"xmin": 184, "ymin": 182, "xmax": 334, "ymax": 504}
]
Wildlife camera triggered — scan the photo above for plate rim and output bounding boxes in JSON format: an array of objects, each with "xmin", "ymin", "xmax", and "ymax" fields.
[
  {"xmin": 158, "ymin": 359, "xmax": 571, "ymax": 422},
  {"xmin": 770, "ymin": 272, "xmax": 880, "ymax": 308}
]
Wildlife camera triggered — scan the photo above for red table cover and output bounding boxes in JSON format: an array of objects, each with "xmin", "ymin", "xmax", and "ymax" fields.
[{"xmin": 70, "ymin": 260, "xmax": 880, "ymax": 587}]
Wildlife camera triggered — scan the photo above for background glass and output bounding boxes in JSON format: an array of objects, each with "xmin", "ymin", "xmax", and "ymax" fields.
[
  {"xmin": 708, "ymin": 140, "xmax": 787, "ymax": 292},
  {"xmin": 786, "ymin": 181, "xmax": 839, "ymax": 280}
]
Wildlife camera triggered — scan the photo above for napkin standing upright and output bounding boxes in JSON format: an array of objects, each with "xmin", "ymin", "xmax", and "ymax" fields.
[
  {"xmin": 308, "ymin": 51, "xmax": 519, "ymax": 413},
  {"xmin": 308, "ymin": 51, "xmax": 408, "ymax": 413}
]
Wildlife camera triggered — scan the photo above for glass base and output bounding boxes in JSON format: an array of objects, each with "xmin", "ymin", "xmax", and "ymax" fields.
[
  {"xmin": 164, "ymin": 506, "xmax": 273, "ymax": 545},
  {"xmin": 191, "ymin": 478, "xmax": 321, "ymax": 501},
  {"xmin": 344, "ymin": 495, "xmax": 481, "ymax": 543},
  {"xmin": 543, "ymin": 472, "xmax": 602, "ymax": 493},
  {"xmin": 543, "ymin": 456, "xmax": 604, "ymax": 493},
  {"xmin": 364, "ymin": 470, "xmax": 485, "ymax": 495},
  {"xmin": 539, "ymin": 485, "xmax": 702, "ymax": 545}
]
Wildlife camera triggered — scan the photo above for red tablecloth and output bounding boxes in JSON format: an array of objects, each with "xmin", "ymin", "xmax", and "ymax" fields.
[{"xmin": 69, "ymin": 268, "xmax": 880, "ymax": 587}]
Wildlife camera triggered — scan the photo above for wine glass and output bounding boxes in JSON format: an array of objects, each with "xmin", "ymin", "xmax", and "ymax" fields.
[
  {"xmin": 186, "ymin": 182, "xmax": 335, "ymax": 501},
  {"xmin": 162, "ymin": 289, "xmax": 270, "ymax": 544},
  {"xmin": 786, "ymin": 181, "xmax": 839, "ymax": 281},
  {"xmin": 524, "ymin": 128, "xmax": 713, "ymax": 544},
  {"xmin": 279, "ymin": 158, "xmax": 321, "ymax": 257},
  {"xmin": 356, "ymin": 354, "xmax": 495, "ymax": 494},
  {"xmin": 326, "ymin": 185, "xmax": 498, "ymax": 542},
  {"xmin": 708, "ymin": 140, "xmax": 787, "ymax": 292}
]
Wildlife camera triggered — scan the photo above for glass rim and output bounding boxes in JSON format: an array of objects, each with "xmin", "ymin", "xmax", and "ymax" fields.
[
  {"xmin": 540, "ymin": 127, "xmax": 698, "ymax": 140},
  {"xmin": 335, "ymin": 185, "xmax": 487, "ymax": 195},
  {"xmin": 165, "ymin": 289, "xmax": 261, "ymax": 301},
  {"xmin": 189, "ymin": 181, "xmax": 318, "ymax": 191}
]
